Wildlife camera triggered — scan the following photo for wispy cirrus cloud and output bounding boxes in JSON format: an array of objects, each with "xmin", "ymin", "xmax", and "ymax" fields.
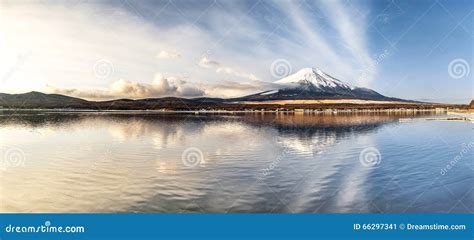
[{"xmin": 317, "ymin": 0, "xmax": 376, "ymax": 87}]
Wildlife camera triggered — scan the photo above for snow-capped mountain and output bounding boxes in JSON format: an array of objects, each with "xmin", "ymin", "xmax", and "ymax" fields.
[
  {"xmin": 239, "ymin": 67, "xmax": 395, "ymax": 101},
  {"xmin": 275, "ymin": 68, "xmax": 353, "ymax": 92}
]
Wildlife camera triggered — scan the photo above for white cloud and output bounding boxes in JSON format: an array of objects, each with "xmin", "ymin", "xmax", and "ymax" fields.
[
  {"xmin": 46, "ymin": 73, "xmax": 277, "ymax": 100},
  {"xmin": 198, "ymin": 57, "xmax": 220, "ymax": 69},
  {"xmin": 200, "ymin": 57, "xmax": 260, "ymax": 81},
  {"xmin": 157, "ymin": 50, "xmax": 181, "ymax": 59},
  {"xmin": 203, "ymin": 80, "xmax": 278, "ymax": 98},
  {"xmin": 46, "ymin": 73, "xmax": 204, "ymax": 99},
  {"xmin": 216, "ymin": 67, "xmax": 259, "ymax": 81},
  {"xmin": 109, "ymin": 75, "xmax": 205, "ymax": 98}
]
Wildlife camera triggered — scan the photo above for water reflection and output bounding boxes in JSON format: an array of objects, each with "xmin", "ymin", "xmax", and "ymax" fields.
[{"xmin": 0, "ymin": 112, "xmax": 472, "ymax": 213}]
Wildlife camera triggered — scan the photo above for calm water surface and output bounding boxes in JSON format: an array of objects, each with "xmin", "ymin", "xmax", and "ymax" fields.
[{"xmin": 0, "ymin": 112, "xmax": 472, "ymax": 213}]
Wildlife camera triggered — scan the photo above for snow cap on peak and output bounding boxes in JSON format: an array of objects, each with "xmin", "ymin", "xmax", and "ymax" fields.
[{"xmin": 275, "ymin": 67, "xmax": 354, "ymax": 90}]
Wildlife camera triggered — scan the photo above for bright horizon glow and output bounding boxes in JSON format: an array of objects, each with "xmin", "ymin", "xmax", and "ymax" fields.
[{"xmin": 0, "ymin": 0, "xmax": 472, "ymax": 104}]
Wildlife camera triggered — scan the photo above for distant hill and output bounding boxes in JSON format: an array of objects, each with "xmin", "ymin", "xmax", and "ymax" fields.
[
  {"xmin": 0, "ymin": 91, "xmax": 224, "ymax": 110},
  {"xmin": 470, "ymin": 100, "xmax": 474, "ymax": 109},
  {"xmin": 0, "ymin": 91, "xmax": 90, "ymax": 109}
]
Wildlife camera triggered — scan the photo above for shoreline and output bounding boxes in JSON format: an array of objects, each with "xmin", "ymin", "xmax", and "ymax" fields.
[
  {"xmin": 0, "ymin": 107, "xmax": 450, "ymax": 114},
  {"xmin": 3, "ymin": 108, "xmax": 473, "ymax": 123}
]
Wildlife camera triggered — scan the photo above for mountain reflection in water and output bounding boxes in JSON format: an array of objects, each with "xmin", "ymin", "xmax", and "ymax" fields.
[{"xmin": 0, "ymin": 112, "xmax": 472, "ymax": 213}]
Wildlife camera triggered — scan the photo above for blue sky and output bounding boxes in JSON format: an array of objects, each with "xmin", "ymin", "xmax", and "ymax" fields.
[{"xmin": 0, "ymin": 0, "xmax": 472, "ymax": 103}]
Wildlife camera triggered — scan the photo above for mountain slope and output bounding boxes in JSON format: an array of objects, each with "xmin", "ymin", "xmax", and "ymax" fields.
[
  {"xmin": 0, "ymin": 91, "xmax": 91, "ymax": 109},
  {"xmin": 0, "ymin": 91, "xmax": 224, "ymax": 110},
  {"xmin": 238, "ymin": 68, "xmax": 397, "ymax": 101}
]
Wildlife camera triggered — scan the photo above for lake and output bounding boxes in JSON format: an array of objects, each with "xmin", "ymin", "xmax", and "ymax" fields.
[{"xmin": 0, "ymin": 111, "xmax": 472, "ymax": 213}]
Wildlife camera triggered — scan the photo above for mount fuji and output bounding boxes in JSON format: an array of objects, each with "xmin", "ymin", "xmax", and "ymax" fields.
[{"xmin": 238, "ymin": 68, "xmax": 398, "ymax": 101}]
